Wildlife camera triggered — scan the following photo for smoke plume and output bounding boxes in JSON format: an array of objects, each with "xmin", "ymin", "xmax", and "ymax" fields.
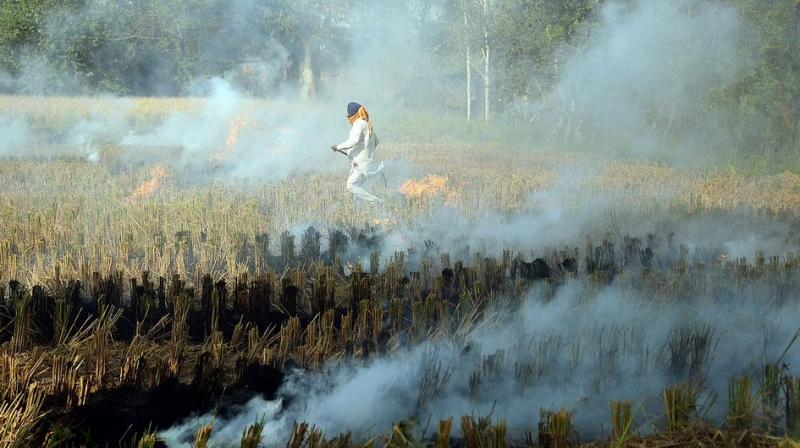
[{"xmin": 160, "ymin": 275, "xmax": 800, "ymax": 445}]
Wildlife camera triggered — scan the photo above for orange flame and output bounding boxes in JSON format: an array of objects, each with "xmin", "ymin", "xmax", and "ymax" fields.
[
  {"xmin": 400, "ymin": 175, "xmax": 451, "ymax": 200},
  {"xmin": 210, "ymin": 115, "xmax": 247, "ymax": 164},
  {"xmin": 127, "ymin": 164, "xmax": 168, "ymax": 203},
  {"xmin": 225, "ymin": 115, "xmax": 246, "ymax": 153}
]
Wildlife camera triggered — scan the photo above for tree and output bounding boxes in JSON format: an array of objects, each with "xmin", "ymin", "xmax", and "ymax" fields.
[
  {"xmin": 457, "ymin": 0, "xmax": 493, "ymax": 121},
  {"xmin": 478, "ymin": 0, "xmax": 490, "ymax": 121},
  {"xmin": 272, "ymin": 0, "xmax": 351, "ymax": 100},
  {"xmin": 726, "ymin": 0, "xmax": 800, "ymax": 159},
  {"xmin": 459, "ymin": 0, "xmax": 473, "ymax": 120}
]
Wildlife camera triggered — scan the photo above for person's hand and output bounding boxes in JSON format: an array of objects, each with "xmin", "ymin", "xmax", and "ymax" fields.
[{"xmin": 331, "ymin": 145, "xmax": 338, "ymax": 152}]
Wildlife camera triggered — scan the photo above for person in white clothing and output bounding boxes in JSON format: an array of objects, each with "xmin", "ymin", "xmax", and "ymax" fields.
[{"xmin": 332, "ymin": 102, "xmax": 384, "ymax": 203}]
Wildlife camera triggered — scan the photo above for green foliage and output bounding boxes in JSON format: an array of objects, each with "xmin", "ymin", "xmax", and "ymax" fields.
[
  {"xmin": 491, "ymin": 0, "xmax": 599, "ymax": 104},
  {"xmin": 0, "ymin": 1, "xmax": 798, "ymax": 163},
  {"xmin": 0, "ymin": 0, "xmax": 78, "ymax": 74},
  {"xmin": 0, "ymin": 0, "xmax": 352, "ymax": 95},
  {"xmin": 724, "ymin": 0, "xmax": 800, "ymax": 159}
]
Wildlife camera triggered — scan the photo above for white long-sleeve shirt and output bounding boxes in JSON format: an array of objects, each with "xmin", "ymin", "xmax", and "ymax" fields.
[{"xmin": 335, "ymin": 118, "xmax": 382, "ymax": 175}]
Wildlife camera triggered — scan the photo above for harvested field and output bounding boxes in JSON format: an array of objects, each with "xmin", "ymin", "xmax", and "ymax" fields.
[
  {"xmin": 5, "ymin": 0, "xmax": 800, "ymax": 445},
  {"xmin": 2, "ymin": 97, "xmax": 800, "ymax": 446},
  {"xmin": 1, "ymin": 76, "xmax": 800, "ymax": 448}
]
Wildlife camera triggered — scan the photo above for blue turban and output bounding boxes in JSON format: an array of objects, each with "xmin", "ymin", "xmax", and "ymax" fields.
[{"xmin": 347, "ymin": 102, "xmax": 361, "ymax": 117}]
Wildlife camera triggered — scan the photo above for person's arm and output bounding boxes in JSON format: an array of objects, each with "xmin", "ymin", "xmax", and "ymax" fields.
[{"xmin": 334, "ymin": 121, "xmax": 365, "ymax": 155}]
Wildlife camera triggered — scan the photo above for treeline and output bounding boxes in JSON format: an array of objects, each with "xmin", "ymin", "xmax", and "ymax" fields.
[
  {"xmin": 0, "ymin": 0, "xmax": 335, "ymax": 95},
  {"xmin": 0, "ymin": 1, "xmax": 595, "ymax": 108},
  {"xmin": 0, "ymin": 0, "xmax": 798, "ymax": 160}
]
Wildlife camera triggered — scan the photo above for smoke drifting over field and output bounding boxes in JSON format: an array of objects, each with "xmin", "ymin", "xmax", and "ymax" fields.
[
  {"xmin": 0, "ymin": 0, "xmax": 447, "ymax": 177},
  {"xmin": 530, "ymin": 0, "xmax": 746, "ymax": 161},
  {"xmin": 1, "ymin": 1, "xmax": 798, "ymax": 446},
  {"xmin": 375, "ymin": 207, "xmax": 798, "ymax": 272},
  {"xmin": 0, "ymin": 116, "xmax": 31, "ymax": 156},
  {"xmin": 0, "ymin": 1, "xmax": 446, "ymax": 103},
  {"xmin": 161, "ymin": 275, "xmax": 800, "ymax": 446},
  {"xmin": 157, "ymin": 160, "xmax": 799, "ymax": 446},
  {"xmin": 118, "ymin": 78, "xmax": 348, "ymax": 181},
  {"xmin": 0, "ymin": 0, "xmax": 759, "ymax": 169}
]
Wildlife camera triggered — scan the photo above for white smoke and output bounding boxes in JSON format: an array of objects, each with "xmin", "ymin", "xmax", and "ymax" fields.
[
  {"xmin": 160, "ymin": 278, "xmax": 800, "ymax": 446},
  {"xmin": 121, "ymin": 78, "xmax": 242, "ymax": 158},
  {"xmin": 532, "ymin": 0, "xmax": 745, "ymax": 161},
  {"xmin": 0, "ymin": 116, "xmax": 32, "ymax": 156}
]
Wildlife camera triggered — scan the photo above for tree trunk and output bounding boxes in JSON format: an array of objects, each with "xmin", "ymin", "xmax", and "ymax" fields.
[
  {"xmin": 483, "ymin": 44, "xmax": 489, "ymax": 121},
  {"xmin": 466, "ymin": 44, "xmax": 472, "ymax": 121},
  {"xmin": 481, "ymin": 0, "xmax": 490, "ymax": 122},
  {"xmin": 461, "ymin": 1, "xmax": 472, "ymax": 121},
  {"xmin": 300, "ymin": 41, "xmax": 316, "ymax": 101}
]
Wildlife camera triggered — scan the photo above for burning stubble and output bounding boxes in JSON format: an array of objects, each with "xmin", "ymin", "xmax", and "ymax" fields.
[
  {"xmin": 1, "ymin": 0, "xmax": 799, "ymax": 446},
  {"xmin": 127, "ymin": 164, "xmax": 170, "ymax": 203},
  {"xmin": 159, "ymin": 274, "xmax": 800, "ymax": 446}
]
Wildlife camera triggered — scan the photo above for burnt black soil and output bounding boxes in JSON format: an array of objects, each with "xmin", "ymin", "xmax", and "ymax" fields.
[{"xmin": 46, "ymin": 363, "xmax": 283, "ymax": 447}]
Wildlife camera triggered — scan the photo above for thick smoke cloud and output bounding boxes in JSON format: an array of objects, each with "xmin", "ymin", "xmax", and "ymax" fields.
[
  {"xmin": 359, "ymin": 162, "xmax": 798, "ymax": 272},
  {"xmin": 161, "ymin": 277, "xmax": 800, "ymax": 446},
  {"xmin": 0, "ymin": 116, "xmax": 32, "ymax": 156},
  {"xmin": 0, "ymin": 77, "xmax": 356, "ymax": 181},
  {"xmin": 378, "ymin": 205, "xmax": 797, "ymax": 267},
  {"xmin": 532, "ymin": 0, "xmax": 745, "ymax": 161},
  {"xmin": 117, "ymin": 78, "xmax": 358, "ymax": 181}
]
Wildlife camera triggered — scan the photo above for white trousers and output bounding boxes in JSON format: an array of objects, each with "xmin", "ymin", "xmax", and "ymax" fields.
[{"xmin": 347, "ymin": 165, "xmax": 383, "ymax": 203}]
